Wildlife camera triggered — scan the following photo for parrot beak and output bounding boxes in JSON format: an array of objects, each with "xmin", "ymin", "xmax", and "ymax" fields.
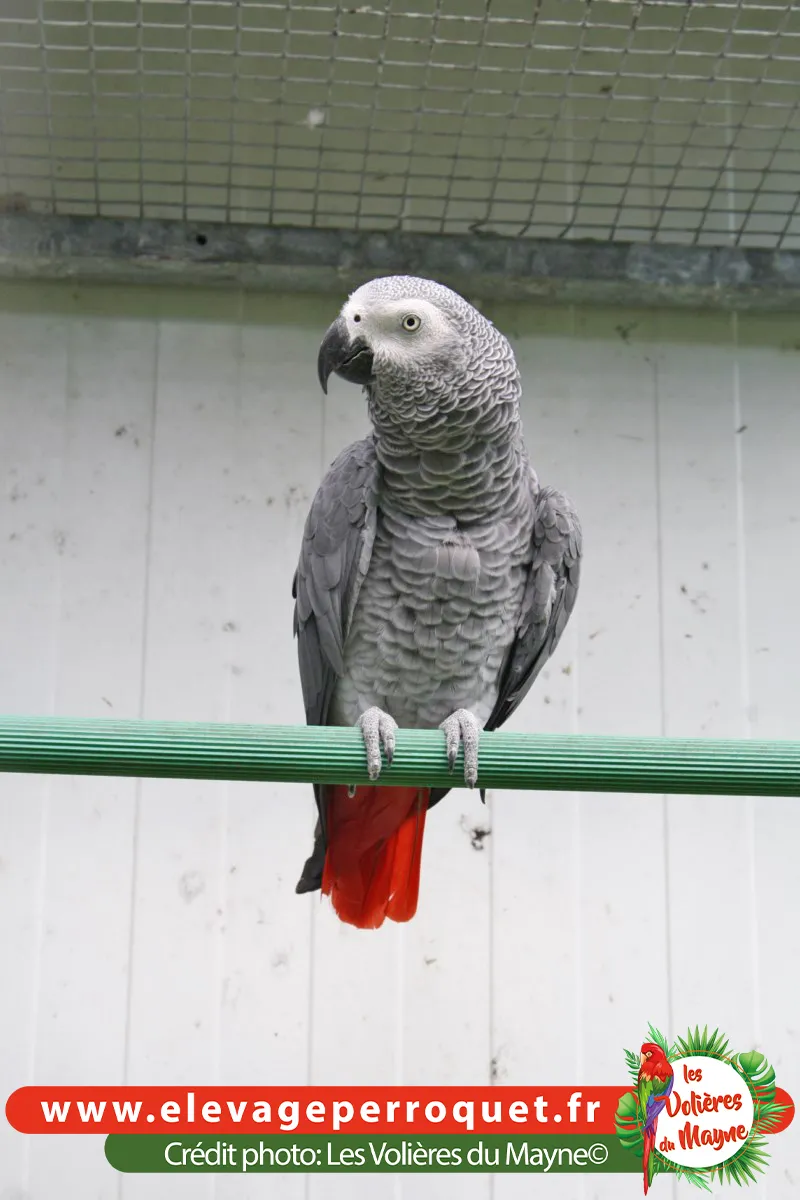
[
  {"xmin": 640, "ymin": 1052, "xmax": 646, "ymax": 1067},
  {"xmin": 317, "ymin": 316, "xmax": 374, "ymax": 394}
]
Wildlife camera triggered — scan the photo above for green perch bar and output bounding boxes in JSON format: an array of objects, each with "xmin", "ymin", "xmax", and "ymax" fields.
[{"xmin": 0, "ymin": 715, "xmax": 798, "ymax": 796}]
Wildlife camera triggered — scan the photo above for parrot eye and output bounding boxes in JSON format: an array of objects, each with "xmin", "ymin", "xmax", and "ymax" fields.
[{"xmin": 402, "ymin": 314, "xmax": 421, "ymax": 332}]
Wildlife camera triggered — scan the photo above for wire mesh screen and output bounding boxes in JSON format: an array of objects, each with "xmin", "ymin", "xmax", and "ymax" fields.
[{"xmin": 0, "ymin": 1, "xmax": 799, "ymax": 250}]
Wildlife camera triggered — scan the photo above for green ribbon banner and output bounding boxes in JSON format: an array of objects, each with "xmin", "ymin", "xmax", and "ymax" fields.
[{"xmin": 105, "ymin": 1133, "xmax": 637, "ymax": 1173}]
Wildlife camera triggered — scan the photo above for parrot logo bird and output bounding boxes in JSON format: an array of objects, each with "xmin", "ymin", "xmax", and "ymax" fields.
[
  {"xmin": 292, "ymin": 275, "xmax": 582, "ymax": 928},
  {"xmin": 638, "ymin": 1041, "xmax": 674, "ymax": 1194}
]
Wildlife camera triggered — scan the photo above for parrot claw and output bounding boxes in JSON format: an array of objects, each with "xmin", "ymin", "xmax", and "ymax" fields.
[
  {"xmin": 356, "ymin": 706, "xmax": 398, "ymax": 781},
  {"xmin": 439, "ymin": 709, "xmax": 481, "ymax": 788}
]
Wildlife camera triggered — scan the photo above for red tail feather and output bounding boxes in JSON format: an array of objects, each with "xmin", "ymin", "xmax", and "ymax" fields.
[
  {"xmin": 321, "ymin": 784, "xmax": 429, "ymax": 928},
  {"xmin": 642, "ymin": 1128, "xmax": 654, "ymax": 1195}
]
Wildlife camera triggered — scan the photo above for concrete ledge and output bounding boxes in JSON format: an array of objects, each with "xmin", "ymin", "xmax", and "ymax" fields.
[{"xmin": 1, "ymin": 214, "xmax": 799, "ymax": 311}]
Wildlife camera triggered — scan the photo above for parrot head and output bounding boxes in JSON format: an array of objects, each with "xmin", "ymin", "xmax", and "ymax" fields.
[
  {"xmin": 639, "ymin": 1042, "xmax": 672, "ymax": 1080},
  {"xmin": 316, "ymin": 274, "xmax": 517, "ymax": 401}
]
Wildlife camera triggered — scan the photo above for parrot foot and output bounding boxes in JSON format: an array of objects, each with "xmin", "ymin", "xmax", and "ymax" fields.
[
  {"xmin": 356, "ymin": 706, "xmax": 398, "ymax": 781},
  {"xmin": 439, "ymin": 709, "xmax": 481, "ymax": 788}
]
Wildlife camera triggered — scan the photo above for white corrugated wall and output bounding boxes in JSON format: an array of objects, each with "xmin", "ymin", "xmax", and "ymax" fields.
[{"xmin": 0, "ymin": 281, "xmax": 798, "ymax": 1200}]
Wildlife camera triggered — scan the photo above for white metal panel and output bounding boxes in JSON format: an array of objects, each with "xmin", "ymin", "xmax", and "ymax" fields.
[
  {"xmin": 563, "ymin": 312, "xmax": 672, "ymax": 1200},
  {"xmin": 0, "ymin": 283, "xmax": 798, "ymax": 1200},
  {"xmin": 656, "ymin": 314, "xmax": 760, "ymax": 1044},
  {"xmin": 491, "ymin": 306, "xmax": 584, "ymax": 1200},
  {"xmin": 121, "ymin": 317, "xmax": 243, "ymax": 1200},
  {"xmin": 653, "ymin": 314, "xmax": 758, "ymax": 1200},
  {"xmin": 28, "ymin": 316, "xmax": 158, "ymax": 1197},
  {"xmin": 0, "ymin": 309, "xmax": 68, "ymax": 1197},
  {"xmin": 736, "ymin": 316, "xmax": 800, "ymax": 1200}
]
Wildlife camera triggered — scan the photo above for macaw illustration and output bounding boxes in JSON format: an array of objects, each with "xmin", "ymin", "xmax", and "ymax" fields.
[{"xmin": 638, "ymin": 1040, "xmax": 674, "ymax": 1193}]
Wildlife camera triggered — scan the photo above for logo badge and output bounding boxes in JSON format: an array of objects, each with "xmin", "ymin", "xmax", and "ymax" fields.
[{"xmin": 616, "ymin": 1025, "xmax": 794, "ymax": 1192}]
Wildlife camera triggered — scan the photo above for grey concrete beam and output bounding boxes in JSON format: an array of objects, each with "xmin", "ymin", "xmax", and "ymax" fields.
[{"xmin": 1, "ymin": 213, "xmax": 799, "ymax": 311}]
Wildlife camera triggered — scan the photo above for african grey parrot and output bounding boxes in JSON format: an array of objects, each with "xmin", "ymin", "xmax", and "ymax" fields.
[{"xmin": 292, "ymin": 276, "xmax": 581, "ymax": 928}]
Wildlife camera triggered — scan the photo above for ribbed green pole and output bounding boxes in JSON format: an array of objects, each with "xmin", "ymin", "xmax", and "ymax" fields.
[{"xmin": 0, "ymin": 715, "xmax": 798, "ymax": 795}]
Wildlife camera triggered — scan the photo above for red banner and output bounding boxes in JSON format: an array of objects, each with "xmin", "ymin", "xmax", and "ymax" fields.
[{"xmin": 6, "ymin": 1085, "xmax": 629, "ymax": 1136}]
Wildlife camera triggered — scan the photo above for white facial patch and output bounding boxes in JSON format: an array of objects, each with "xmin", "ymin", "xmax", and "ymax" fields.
[{"xmin": 341, "ymin": 294, "xmax": 452, "ymax": 363}]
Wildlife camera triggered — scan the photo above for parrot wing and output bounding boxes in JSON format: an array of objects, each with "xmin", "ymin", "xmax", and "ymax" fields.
[
  {"xmin": 638, "ymin": 1071, "xmax": 673, "ymax": 1133},
  {"xmin": 292, "ymin": 435, "xmax": 380, "ymax": 847},
  {"xmin": 293, "ymin": 434, "xmax": 379, "ymax": 725},
  {"xmin": 484, "ymin": 480, "xmax": 582, "ymax": 734}
]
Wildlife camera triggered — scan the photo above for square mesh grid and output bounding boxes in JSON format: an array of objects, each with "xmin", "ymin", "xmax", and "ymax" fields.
[{"xmin": 0, "ymin": 1, "xmax": 799, "ymax": 250}]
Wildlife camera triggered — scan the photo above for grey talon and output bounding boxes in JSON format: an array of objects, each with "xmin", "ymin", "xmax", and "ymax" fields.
[
  {"xmin": 439, "ymin": 708, "xmax": 481, "ymax": 788},
  {"xmin": 356, "ymin": 706, "xmax": 399, "ymax": 782}
]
